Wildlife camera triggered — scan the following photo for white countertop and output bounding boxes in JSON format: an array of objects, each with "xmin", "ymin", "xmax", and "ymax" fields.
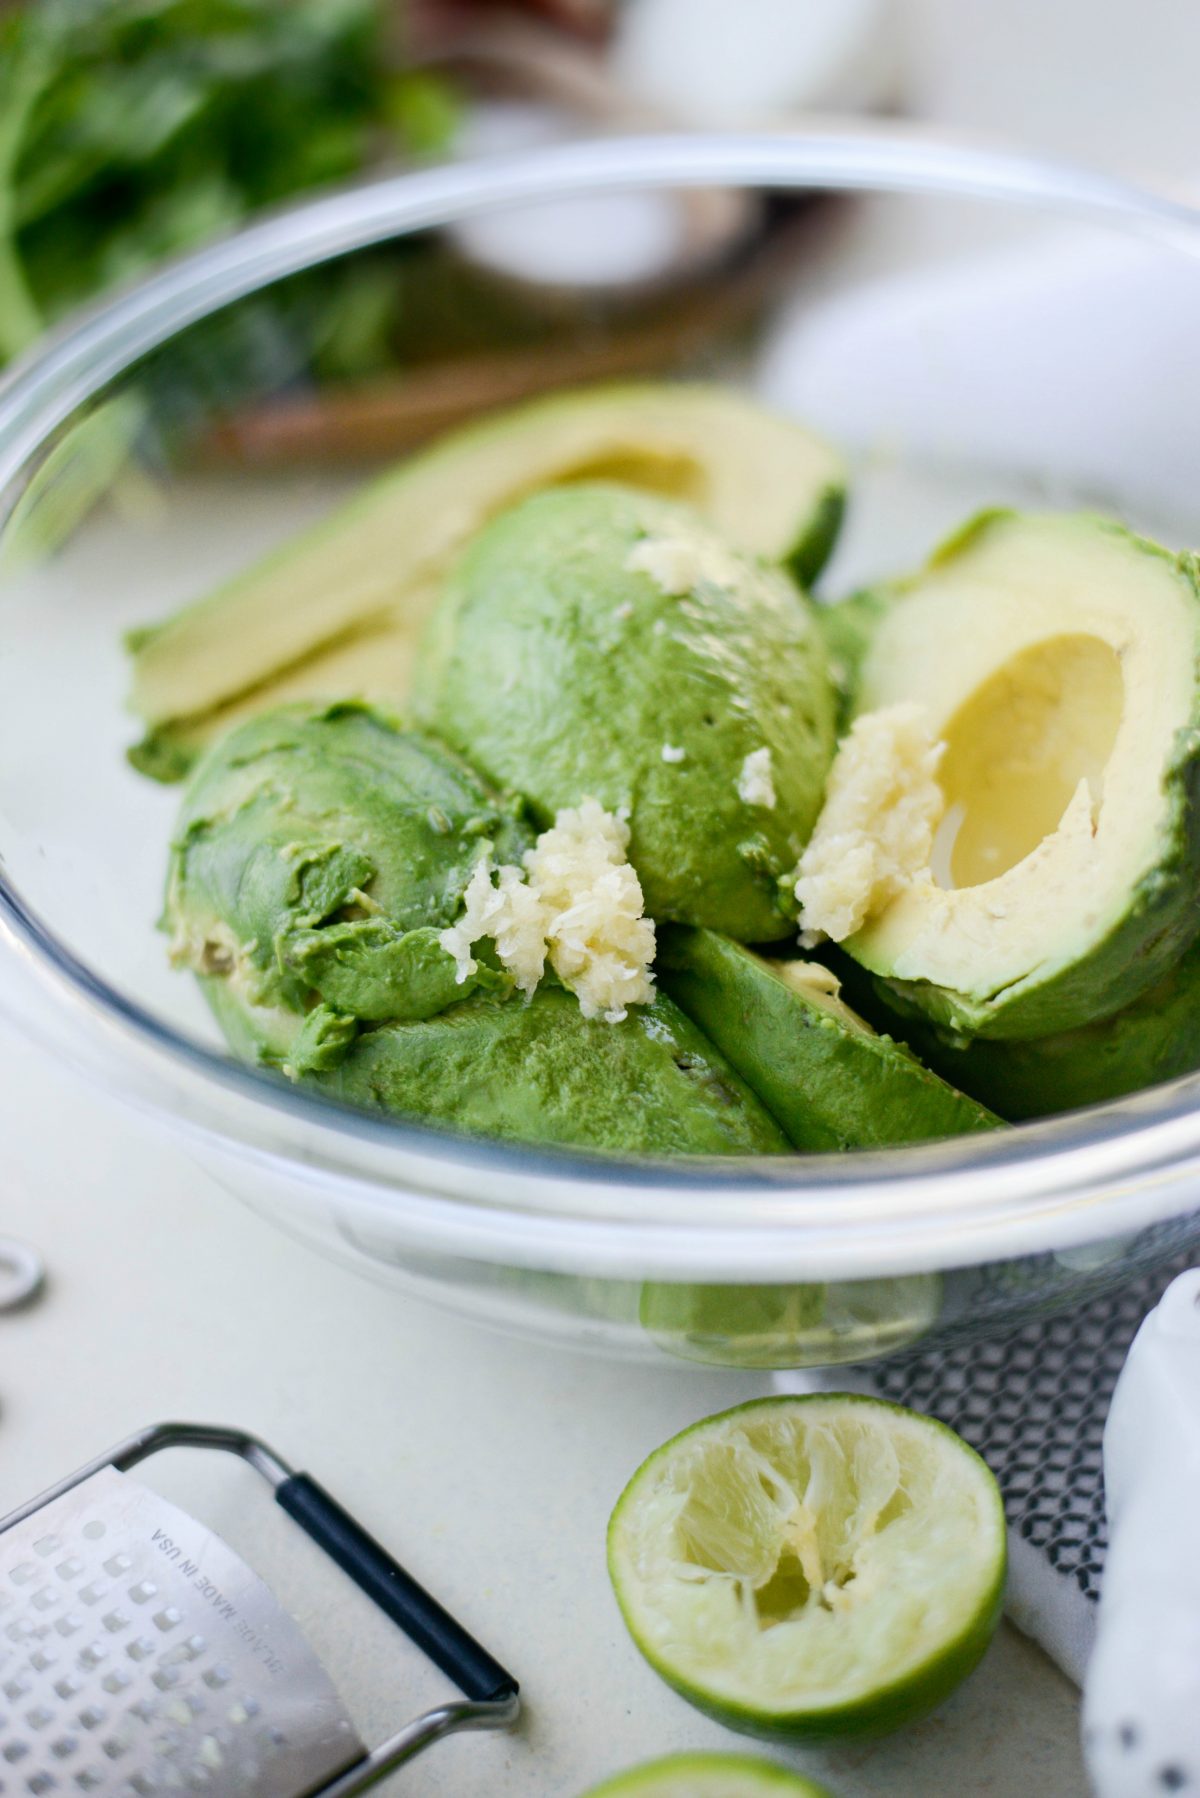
[
  {"xmin": 5, "ymin": 2, "xmax": 1199, "ymax": 1791},
  {"xmin": 0, "ymin": 1022, "xmax": 1087, "ymax": 1797}
]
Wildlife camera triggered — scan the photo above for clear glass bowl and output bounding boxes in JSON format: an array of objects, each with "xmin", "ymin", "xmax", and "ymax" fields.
[{"xmin": 3, "ymin": 129, "xmax": 1200, "ymax": 1367}]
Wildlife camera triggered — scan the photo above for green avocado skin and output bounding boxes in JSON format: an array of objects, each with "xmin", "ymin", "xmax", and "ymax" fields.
[
  {"xmin": 659, "ymin": 927, "xmax": 1001, "ymax": 1149},
  {"xmin": 164, "ymin": 700, "xmax": 532, "ymax": 1021},
  {"xmin": 815, "ymin": 587, "xmax": 887, "ymax": 731},
  {"xmin": 789, "ymin": 485, "xmax": 846, "ymax": 591},
  {"xmin": 307, "ymin": 987, "xmax": 789, "ymax": 1156},
  {"xmin": 885, "ymin": 935, "xmax": 1200, "ymax": 1121},
  {"xmin": 414, "ymin": 483, "xmax": 836, "ymax": 942}
]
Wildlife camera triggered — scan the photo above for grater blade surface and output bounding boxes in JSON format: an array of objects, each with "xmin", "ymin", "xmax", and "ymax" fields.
[{"xmin": 0, "ymin": 1465, "xmax": 366, "ymax": 1797}]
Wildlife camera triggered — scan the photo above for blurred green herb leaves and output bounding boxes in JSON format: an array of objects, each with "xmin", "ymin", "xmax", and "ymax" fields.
[{"xmin": 0, "ymin": 0, "xmax": 458, "ymax": 366}]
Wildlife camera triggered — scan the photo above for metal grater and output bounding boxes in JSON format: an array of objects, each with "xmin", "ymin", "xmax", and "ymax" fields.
[{"xmin": 0, "ymin": 1424, "xmax": 519, "ymax": 1796}]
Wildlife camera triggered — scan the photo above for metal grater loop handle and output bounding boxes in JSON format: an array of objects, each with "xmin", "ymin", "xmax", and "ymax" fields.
[{"xmin": 276, "ymin": 1474, "xmax": 517, "ymax": 1706}]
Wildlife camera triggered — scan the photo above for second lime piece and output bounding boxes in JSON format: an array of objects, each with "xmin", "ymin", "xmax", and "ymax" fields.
[{"xmin": 580, "ymin": 1751, "xmax": 834, "ymax": 1796}]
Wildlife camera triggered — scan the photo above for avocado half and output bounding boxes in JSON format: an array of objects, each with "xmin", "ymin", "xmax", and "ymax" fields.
[
  {"xmin": 169, "ymin": 700, "xmax": 787, "ymax": 1156},
  {"xmin": 658, "ymin": 927, "xmax": 1000, "ymax": 1148},
  {"xmin": 414, "ymin": 483, "xmax": 835, "ymax": 940},
  {"xmin": 839, "ymin": 511, "xmax": 1200, "ymax": 1041},
  {"xmin": 128, "ymin": 383, "xmax": 845, "ymax": 780}
]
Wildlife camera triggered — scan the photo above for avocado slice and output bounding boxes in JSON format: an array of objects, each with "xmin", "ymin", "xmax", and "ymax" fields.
[
  {"xmin": 130, "ymin": 580, "xmax": 441, "ymax": 783},
  {"xmin": 835, "ymin": 511, "xmax": 1200, "ymax": 1040},
  {"xmin": 415, "ymin": 482, "xmax": 836, "ymax": 941},
  {"xmin": 128, "ymin": 383, "xmax": 845, "ymax": 779},
  {"xmin": 301, "ymin": 986, "xmax": 789, "ymax": 1156},
  {"xmin": 203, "ymin": 969, "xmax": 788, "ymax": 1156},
  {"xmin": 658, "ymin": 926, "xmax": 1000, "ymax": 1148},
  {"xmin": 885, "ymin": 931, "xmax": 1200, "ymax": 1121}
]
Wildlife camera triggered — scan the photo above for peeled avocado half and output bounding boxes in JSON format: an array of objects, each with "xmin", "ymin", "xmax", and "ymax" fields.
[
  {"xmin": 840, "ymin": 511, "xmax": 1200, "ymax": 1040},
  {"xmin": 167, "ymin": 701, "xmax": 787, "ymax": 1156},
  {"xmin": 127, "ymin": 384, "xmax": 845, "ymax": 781},
  {"xmin": 163, "ymin": 700, "xmax": 534, "ymax": 1046},
  {"xmin": 415, "ymin": 482, "xmax": 835, "ymax": 940},
  {"xmin": 658, "ymin": 927, "xmax": 1000, "ymax": 1148}
]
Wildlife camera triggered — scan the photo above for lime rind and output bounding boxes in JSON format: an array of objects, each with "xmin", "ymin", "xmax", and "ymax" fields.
[
  {"xmin": 608, "ymin": 1394, "xmax": 1006, "ymax": 1743},
  {"xmin": 580, "ymin": 1751, "xmax": 834, "ymax": 1796}
]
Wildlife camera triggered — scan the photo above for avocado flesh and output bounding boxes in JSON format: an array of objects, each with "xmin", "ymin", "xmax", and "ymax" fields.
[
  {"xmin": 414, "ymin": 482, "xmax": 836, "ymax": 941},
  {"xmin": 128, "ymin": 383, "xmax": 845, "ymax": 780},
  {"xmin": 129, "ymin": 582, "xmax": 438, "ymax": 783},
  {"xmin": 659, "ymin": 927, "xmax": 1000, "ymax": 1149},
  {"xmin": 843, "ymin": 511, "xmax": 1200, "ymax": 1040},
  {"xmin": 885, "ymin": 932, "xmax": 1200, "ymax": 1121},
  {"xmin": 163, "ymin": 701, "xmax": 533, "ymax": 1027}
]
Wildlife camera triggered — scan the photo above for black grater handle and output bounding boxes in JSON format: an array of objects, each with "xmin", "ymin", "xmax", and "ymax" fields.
[{"xmin": 276, "ymin": 1472, "xmax": 518, "ymax": 1706}]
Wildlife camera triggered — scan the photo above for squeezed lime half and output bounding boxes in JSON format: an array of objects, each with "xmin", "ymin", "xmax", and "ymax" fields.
[
  {"xmin": 580, "ymin": 1751, "xmax": 834, "ymax": 1796},
  {"xmin": 608, "ymin": 1395, "xmax": 1006, "ymax": 1741}
]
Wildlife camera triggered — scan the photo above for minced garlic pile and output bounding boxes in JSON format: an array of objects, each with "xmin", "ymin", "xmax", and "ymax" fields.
[
  {"xmin": 439, "ymin": 798, "xmax": 656, "ymax": 1023},
  {"xmin": 794, "ymin": 703, "xmax": 946, "ymax": 946},
  {"xmin": 624, "ymin": 530, "xmax": 749, "ymax": 598}
]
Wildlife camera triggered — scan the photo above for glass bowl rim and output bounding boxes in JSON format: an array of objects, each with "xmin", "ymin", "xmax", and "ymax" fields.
[{"xmin": 4, "ymin": 124, "xmax": 1200, "ymax": 1273}]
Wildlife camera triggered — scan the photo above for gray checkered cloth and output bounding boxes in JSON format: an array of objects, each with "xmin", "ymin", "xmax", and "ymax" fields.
[{"xmin": 779, "ymin": 1249, "xmax": 1199, "ymax": 1684}]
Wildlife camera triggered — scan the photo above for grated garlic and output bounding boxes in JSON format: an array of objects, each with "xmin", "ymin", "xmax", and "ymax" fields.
[
  {"xmin": 438, "ymin": 798, "xmax": 655, "ymax": 1022},
  {"xmin": 795, "ymin": 703, "xmax": 945, "ymax": 945}
]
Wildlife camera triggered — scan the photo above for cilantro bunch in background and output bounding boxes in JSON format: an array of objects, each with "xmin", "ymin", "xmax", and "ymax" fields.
[{"xmin": 0, "ymin": 0, "xmax": 457, "ymax": 371}]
